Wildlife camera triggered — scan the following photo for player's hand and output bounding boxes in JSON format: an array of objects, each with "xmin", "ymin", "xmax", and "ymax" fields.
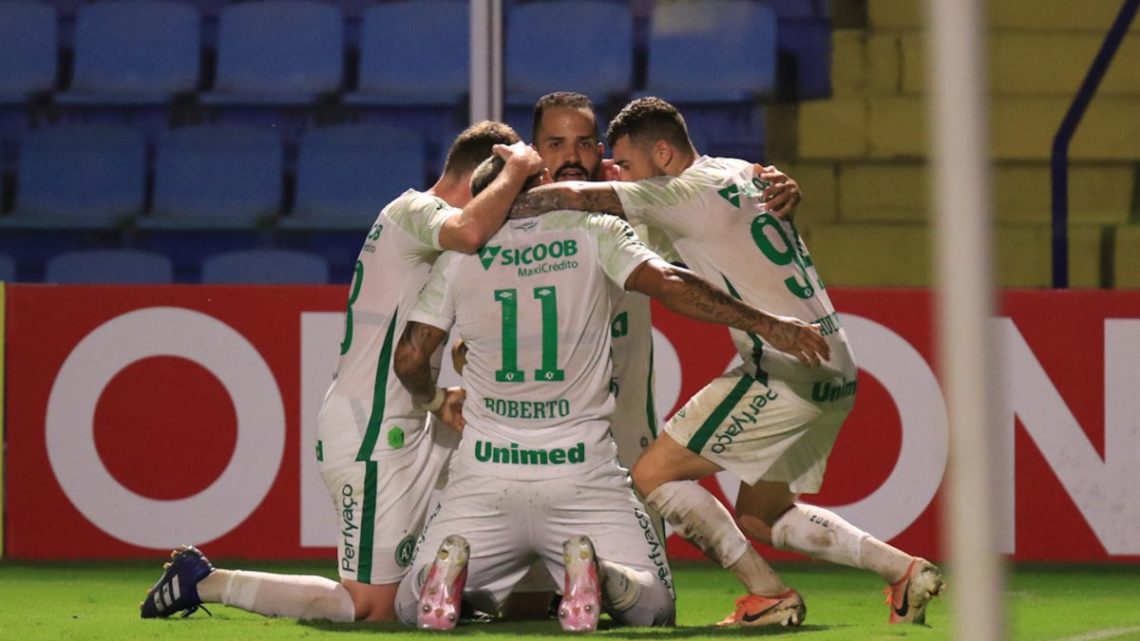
[
  {"xmin": 434, "ymin": 386, "xmax": 467, "ymax": 433},
  {"xmin": 494, "ymin": 141, "xmax": 544, "ymax": 178},
  {"xmin": 765, "ymin": 317, "xmax": 830, "ymax": 368},
  {"xmin": 753, "ymin": 164, "xmax": 802, "ymax": 221},
  {"xmin": 602, "ymin": 158, "xmax": 622, "ymax": 181}
]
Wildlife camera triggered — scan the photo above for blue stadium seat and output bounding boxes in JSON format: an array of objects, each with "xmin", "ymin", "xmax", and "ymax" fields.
[
  {"xmin": 44, "ymin": 248, "xmax": 174, "ymax": 283},
  {"xmin": 200, "ymin": 248, "xmax": 329, "ymax": 284},
  {"xmin": 285, "ymin": 124, "xmax": 426, "ymax": 230},
  {"xmin": 0, "ymin": 1, "xmax": 57, "ymax": 105},
  {"xmin": 0, "ymin": 252, "xmax": 15, "ymax": 281},
  {"xmin": 144, "ymin": 125, "xmax": 283, "ymax": 228},
  {"xmin": 343, "ymin": 0, "xmax": 469, "ymax": 107},
  {"xmin": 505, "ymin": 0, "xmax": 632, "ymax": 106},
  {"xmin": 0, "ymin": 124, "xmax": 146, "ymax": 229},
  {"xmin": 200, "ymin": 0, "xmax": 344, "ymax": 106},
  {"xmin": 56, "ymin": 0, "xmax": 201, "ymax": 106},
  {"xmin": 645, "ymin": 0, "xmax": 778, "ymax": 102}
]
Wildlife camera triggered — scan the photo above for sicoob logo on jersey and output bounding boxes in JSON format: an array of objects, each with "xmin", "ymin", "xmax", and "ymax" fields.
[{"xmin": 477, "ymin": 240, "xmax": 579, "ymax": 277}]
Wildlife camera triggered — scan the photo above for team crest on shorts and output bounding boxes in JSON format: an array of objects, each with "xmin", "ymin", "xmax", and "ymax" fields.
[{"xmin": 395, "ymin": 535, "xmax": 416, "ymax": 568}]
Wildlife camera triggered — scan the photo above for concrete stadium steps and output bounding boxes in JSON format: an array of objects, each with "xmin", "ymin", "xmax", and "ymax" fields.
[
  {"xmin": 774, "ymin": 95, "xmax": 1140, "ymax": 161},
  {"xmin": 1114, "ymin": 225, "xmax": 1140, "ymax": 287},
  {"xmin": 819, "ymin": 162, "xmax": 1134, "ymax": 225},
  {"xmin": 799, "ymin": 222, "xmax": 1104, "ymax": 287},
  {"xmin": 867, "ymin": 0, "xmax": 1135, "ymax": 31}
]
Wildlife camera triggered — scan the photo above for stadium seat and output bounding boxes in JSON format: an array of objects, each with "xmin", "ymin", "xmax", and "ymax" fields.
[
  {"xmin": 200, "ymin": 248, "xmax": 329, "ymax": 284},
  {"xmin": 344, "ymin": 0, "xmax": 469, "ymax": 107},
  {"xmin": 0, "ymin": 124, "xmax": 146, "ymax": 229},
  {"xmin": 286, "ymin": 124, "xmax": 426, "ymax": 230},
  {"xmin": 505, "ymin": 0, "xmax": 633, "ymax": 105},
  {"xmin": 645, "ymin": 0, "xmax": 778, "ymax": 102},
  {"xmin": 0, "ymin": 1, "xmax": 57, "ymax": 104},
  {"xmin": 145, "ymin": 125, "xmax": 283, "ymax": 228},
  {"xmin": 44, "ymin": 248, "xmax": 174, "ymax": 284},
  {"xmin": 0, "ymin": 252, "xmax": 15, "ymax": 281},
  {"xmin": 56, "ymin": 0, "xmax": 201, "ymax": 106},
  {"xmin": 200, "ymin": 0, "xmax": 344, "ymax": 106}
]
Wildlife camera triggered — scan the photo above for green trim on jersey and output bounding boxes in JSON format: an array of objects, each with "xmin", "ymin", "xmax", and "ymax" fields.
[
  {"xmin": 720, "ymin": 274, "xmax": 769, "ymax": 387},
  {"xmin": 355, "ymin": 310, "xmax": 398, "ymax": 462},
  {"xmin": 646, "ymin": 340, "xmax": 658, "ymax": 438},
  {"xmin": 686, "ymin": 374, "xmax": 755, "ymax": 454},
  {"xmin": 356, "ymin": 460, "xmax": 379, "ymax": 582}
]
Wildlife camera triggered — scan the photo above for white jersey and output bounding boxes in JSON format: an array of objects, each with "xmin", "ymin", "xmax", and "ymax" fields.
[
  {"xmin": 612, "ymin": 156, "xmax": 857, "ymax": 385},
  {"xmin": 317, "ymin": 189, "xmax": 454, "ymax": 463},
  {"xmin": 409, "ymin": 211, "xmax": 660, "ymax": 480}
]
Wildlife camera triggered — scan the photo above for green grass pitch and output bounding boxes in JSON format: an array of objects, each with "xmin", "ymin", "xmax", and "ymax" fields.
[{"xmin": 2, "ymin": 560, "xmax": 1139, "ymax": 641}]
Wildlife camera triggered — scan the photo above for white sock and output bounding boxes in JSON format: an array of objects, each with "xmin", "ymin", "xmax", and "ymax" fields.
[
  {"xmin": 598, "ymin": 561, "xmax": 674, "ymax": 626},
  {"xmin": 598, "ymin": 559, "xmax": 644, "ymax": 611},
  {"xmin": 199, "ymin": 570, "xmax": 355, "ymax": 622},
  {"xmin": 645, "ymin": 481, "xmax": 786, "ymax": 595},
  {"xmin": 771, "ymin": 504, "xmax": 913, "ymax": 583}
]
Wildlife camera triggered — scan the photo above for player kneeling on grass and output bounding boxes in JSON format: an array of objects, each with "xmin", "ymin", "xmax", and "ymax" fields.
[{"xmin": 389, "ymin": 154, "xmax": 829, "ymax": 631}]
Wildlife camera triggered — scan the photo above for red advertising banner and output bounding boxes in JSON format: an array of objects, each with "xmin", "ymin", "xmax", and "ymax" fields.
[{"xmin": 4, "ymin": 285, "xmax": 1140, "ymax": 562}]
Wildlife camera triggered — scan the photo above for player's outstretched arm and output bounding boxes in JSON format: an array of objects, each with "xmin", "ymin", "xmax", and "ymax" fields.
[
  {"xmin": 394, "ymin": 321, "xmax": 466, "ymax": 431},
  {"xmin": 508, "ymin": 182, "xmax": 626, "ymax": 220},
  {"xmin": 439, "ymin": 141, "xmax": 544, "ymax": 253},
  {"xmin": 624, "ymin": 258, "xmax": 831, "ymax": 368}
]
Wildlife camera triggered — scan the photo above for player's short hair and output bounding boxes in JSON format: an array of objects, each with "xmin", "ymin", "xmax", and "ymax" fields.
[
  {"xmin": 470, "ymin": 154, "xmax": 543, "ymax": 197},
  {"xmin": 532, "ymin": 91, "xmax": 597, "ymax": 142},
  {"xmin": 605, "ymin": 96, "xmax": 694, "ymax": 154},
  {"xmin": 442, "ymin": 121, "xmax": 520, "ymax": 179}
]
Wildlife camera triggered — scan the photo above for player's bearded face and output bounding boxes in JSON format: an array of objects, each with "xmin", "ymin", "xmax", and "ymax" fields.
[
  {"xmin": 554, "ymin": 159, "xmax": 601, "ymax": 182},
  {"xmin": 537, "ymin": 107, "xmax": 603, "ymax": 183}
]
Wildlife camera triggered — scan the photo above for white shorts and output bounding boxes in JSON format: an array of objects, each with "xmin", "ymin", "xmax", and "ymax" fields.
[
  {"xmin": 408, "ymin": 456, "xmax": 673, "ymax": 614},
  {"xmin": 665, "ymin": 366, "xmax": 854, "ymax": 493},
  {"xmin": 318, "ymin": 416, "xmax": 459, "ymax": 585}
]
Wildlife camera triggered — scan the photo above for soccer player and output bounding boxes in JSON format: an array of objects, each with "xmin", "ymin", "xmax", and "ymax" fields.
[
  {"xmin": 140, "ymin": 122, "xmax": 544, "ymax": 623},
  {"xmin": 504, "ymin": 97, "xmax": 945, "ymax": 627},
  {"xmin": 389, "ymin": 154, "xmax": 829, "ymax": 631}
]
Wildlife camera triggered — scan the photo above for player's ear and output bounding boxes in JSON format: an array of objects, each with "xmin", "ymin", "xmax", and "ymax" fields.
[{"xmin": 653, "ymin": 140, "xmax": 673, "ymax": 170}]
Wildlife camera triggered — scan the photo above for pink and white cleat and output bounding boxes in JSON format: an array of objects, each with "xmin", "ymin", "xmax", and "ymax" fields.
[
  {"xmin": 416, "ymin": 535, "xmax": 470, "ymax": 630},
  {"xmin": 559, "ymin": 535, "xmax": 602, "ymax": 633}
]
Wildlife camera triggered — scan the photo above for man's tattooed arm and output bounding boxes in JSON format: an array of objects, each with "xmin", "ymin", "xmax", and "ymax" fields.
[
  {"xmin": 508, "ymin": 182, "xmax": 627, "ymax": 219},
  {"xmin": 393, "ymin": 321, "xmax": 449, "ymax": 405},
  {"xmin": 625, "ymin": 259, "xmax": 831, "ymax": 368}
]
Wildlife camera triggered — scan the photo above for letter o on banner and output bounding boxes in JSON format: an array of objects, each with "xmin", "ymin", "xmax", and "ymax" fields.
[
  {"xmin": 825, "ymin": 316, "xmax": 949, "ymax": 541},
  {"xmin": 45, "ymin": 307, "xmax": 286, "ymax": 548}
]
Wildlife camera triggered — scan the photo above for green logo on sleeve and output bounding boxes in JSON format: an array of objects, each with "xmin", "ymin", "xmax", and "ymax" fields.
[
  {"xmin": 478, "ymin": 245, "xmax": 502, "ymax": 270},
  {"xmin": 718, "ymin": 184, "xmax": 741, "ymax": 207}
]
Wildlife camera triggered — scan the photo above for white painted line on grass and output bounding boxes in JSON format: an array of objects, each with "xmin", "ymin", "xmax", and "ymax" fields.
[{"xmin": 1048, "ymin": 627, "xmax": 1140, "ymax": 641}]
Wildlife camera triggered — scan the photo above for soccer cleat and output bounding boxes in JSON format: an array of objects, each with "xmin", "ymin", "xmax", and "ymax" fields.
[
  {"xmin": 717, "ymin": 589, "xmax": 806, "ymax": 627},
  {"xmin": 417, "ymin": 535, "xmax": 470, "ymax": 630},
  {"xmin": 885, "ymin": 557, "xmax": 945, "ymax": 624},
  {"xmin": 139, "ymin": 545, "xmax": 215, "ymax": 619},
  {"xmin": 559, "ymin": 535, "xmax": 602, "ymax": 633}
]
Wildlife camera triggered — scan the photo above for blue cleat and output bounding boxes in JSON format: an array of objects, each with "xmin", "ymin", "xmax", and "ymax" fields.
[{"xmin": 140, "ymin": 545, "xmax": 215, "ymax": 619}]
